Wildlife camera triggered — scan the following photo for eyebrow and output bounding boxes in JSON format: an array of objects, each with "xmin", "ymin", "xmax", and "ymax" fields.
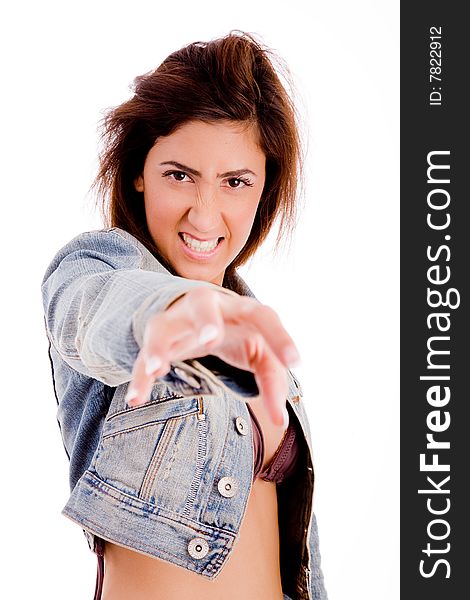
[{"xmin": 159, "ymin": 161, "xmax": 257, "ymax": 178}]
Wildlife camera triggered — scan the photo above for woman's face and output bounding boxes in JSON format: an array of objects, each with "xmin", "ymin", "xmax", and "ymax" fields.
[{"xmin": 134, "ymin": 119, "xmax": 266, "ymax": 285}]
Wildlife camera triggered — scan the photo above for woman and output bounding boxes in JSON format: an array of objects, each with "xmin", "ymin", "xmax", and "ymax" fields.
[{"xmin": 41, "ymin": 31, "xmax": 327, "ymax": 600}]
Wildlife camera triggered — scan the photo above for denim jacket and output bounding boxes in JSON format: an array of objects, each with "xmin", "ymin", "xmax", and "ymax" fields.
[{"xmin": 41, "ymin": 227, "xmax": 327, "ymax": 600}]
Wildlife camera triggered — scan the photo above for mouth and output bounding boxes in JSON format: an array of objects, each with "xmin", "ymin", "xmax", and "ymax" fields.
[{"xmin": 178, "ymin": 232, "xmax": 224, "ymax": 258}]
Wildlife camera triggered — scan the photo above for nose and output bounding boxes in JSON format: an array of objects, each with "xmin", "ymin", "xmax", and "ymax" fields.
[{"xmin": 187, "ymin": 183, "xmax": 222, "ymax": 233}]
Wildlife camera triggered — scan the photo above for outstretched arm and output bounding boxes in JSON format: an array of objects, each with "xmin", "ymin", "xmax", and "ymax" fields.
[
  {"xmin": 42, "ymin": 228, "xmax": 300, "ymax": 426},
  {"xmin": 41, "ymin": 228, "xmax": 238, "ymax": 386}
]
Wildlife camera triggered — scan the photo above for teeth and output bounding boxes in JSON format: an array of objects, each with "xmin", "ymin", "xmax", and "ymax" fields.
[{"xmin": 181, "ymin": 233, "xmax": 220, "ymax": 252}]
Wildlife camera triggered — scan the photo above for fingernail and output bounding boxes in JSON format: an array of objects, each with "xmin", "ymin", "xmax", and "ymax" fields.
[
  {"xmin": 145, "ymin": 355, "xmax": 162, "ymax": 376},
  {"xmin": 198, "ymin": 324, "xmax": 219, "ymax": 345},
  {"xmin": 283, "ymin": 345, "xmax": 301, "ymax": 368},
  {"xmin": 125, "ymin": 386, "xmax": 139, "ymax": 404}
]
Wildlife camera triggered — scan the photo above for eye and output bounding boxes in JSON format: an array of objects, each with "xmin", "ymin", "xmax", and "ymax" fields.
[
  {"xmin": 163, "ymin": 170, "xmax": 191, "ymax": 183},
  {"xmin": 226, "ymin": 177, "xmax": 254, "ymax": 189}
]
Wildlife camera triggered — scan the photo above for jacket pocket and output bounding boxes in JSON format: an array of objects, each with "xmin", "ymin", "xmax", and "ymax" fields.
[
  {"xmin": 102, "ymin": 395, "xmax": 198, "ymax": 437},
  {"xmin": 90, "ymin": 396, "xmax": 200, "ymax": 501},
  {"xmin": 104, "ymin": 379, "xmax": 186, "ymax": 422}
]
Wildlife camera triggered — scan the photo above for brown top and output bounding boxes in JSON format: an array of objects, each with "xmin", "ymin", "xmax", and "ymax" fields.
[{"xmin": 246, "ymin": 403, "xmax": 300, "ymax": 483}]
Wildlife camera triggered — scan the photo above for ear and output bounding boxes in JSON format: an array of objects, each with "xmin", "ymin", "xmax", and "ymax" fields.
[{"xmin": 134, "ymin": 175, "xmax": 144, "ymax": 192}]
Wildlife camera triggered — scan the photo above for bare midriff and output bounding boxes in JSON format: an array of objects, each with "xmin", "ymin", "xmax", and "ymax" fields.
[{"xmin": 101, "ymin": 399, "xmax": 288, "ymax": 600}]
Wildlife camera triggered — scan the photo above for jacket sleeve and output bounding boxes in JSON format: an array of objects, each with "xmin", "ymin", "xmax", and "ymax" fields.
[{"xmin": 41, "ymin": 228, "xmax": 238, "ymax": 387}]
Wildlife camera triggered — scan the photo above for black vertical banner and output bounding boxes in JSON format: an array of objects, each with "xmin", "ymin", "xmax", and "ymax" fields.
[{"xmin": 401, "ymin": 3, "xmax": 469, "ymax": 599}]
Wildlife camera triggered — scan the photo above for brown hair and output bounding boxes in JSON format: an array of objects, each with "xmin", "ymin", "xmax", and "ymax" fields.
[{"xmin": 92, "ymin": 30, "xmax": 304, "ymax": 281}]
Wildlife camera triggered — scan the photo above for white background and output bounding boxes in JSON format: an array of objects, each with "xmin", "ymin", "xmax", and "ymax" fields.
[{"xmin": 1, "ymin": 1, "xmax": 399, "ymax": 598}]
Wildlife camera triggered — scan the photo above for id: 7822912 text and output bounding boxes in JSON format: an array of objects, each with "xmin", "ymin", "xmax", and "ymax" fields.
[{"xmin": 429, "ymin": 26, "xmax": 442, "ymax": 106}]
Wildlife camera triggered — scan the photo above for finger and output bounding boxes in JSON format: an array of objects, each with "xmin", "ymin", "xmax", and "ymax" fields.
[
  {"xmin": 219, "ymin": 296, "xmax": 301, "ymax": 370},
  {"xmin": 184, "ymin": 287, "xmax": 226, "ymax": 348},
  {"xmin": 124, "ymin": 347, "xmax": 172, "ymax": 407},
  {"xmin": 141, "ymin": 310, "xmax": 193, "ymax": 376},
  {"xmin": 168, "ymin": 290, "xmax": 229, "ymax": 360},
  {"xmin": 144, "ymin": 288, "xmax": 226, "ymax": 371},
  {"xmin": 248, "ymin": 336, "xmax": 289, "ymax": 427}
]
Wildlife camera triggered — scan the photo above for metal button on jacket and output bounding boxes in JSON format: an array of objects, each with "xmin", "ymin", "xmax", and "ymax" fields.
[
  {"xmin": 235, "ymin": 416, "xmax": 248, "ymax": 435},
  {"xmin": 218, "ymin": 476, "xmax": 239, "ymax": 498},
  {"xmin": 187, "ymin": 537, "xmax": 209, "ymax": 559}
]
